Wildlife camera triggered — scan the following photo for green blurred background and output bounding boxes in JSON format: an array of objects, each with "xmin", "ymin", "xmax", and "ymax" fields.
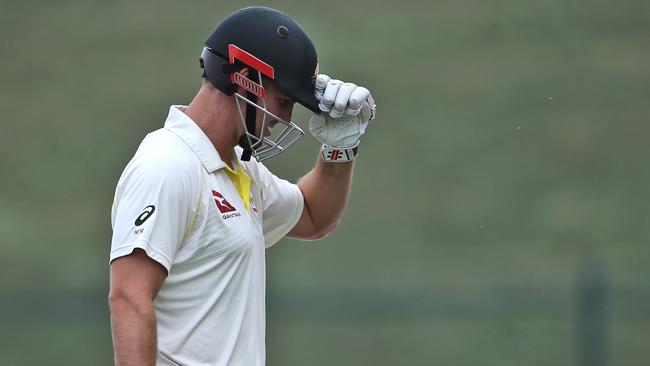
[{"xmin": 1, "ymin": 0, "xmax": 649, "ymax": 364}]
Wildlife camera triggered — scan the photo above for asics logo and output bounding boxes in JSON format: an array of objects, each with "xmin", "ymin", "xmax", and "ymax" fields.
[{"xmin": 135, "ymin": 205, "xmax": 155, "ymax": 226}]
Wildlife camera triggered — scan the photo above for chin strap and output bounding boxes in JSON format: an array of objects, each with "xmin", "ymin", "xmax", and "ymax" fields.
[
  {"xmin": 238, "ymin": 66, "xmax": 261, "ymax": 161},
  {"xmin": 239, "ymin": 88, "xmax": 258, "ymax": 161}
]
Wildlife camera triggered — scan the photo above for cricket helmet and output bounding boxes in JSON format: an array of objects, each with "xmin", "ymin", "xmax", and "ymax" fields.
[{"xmin": 200, "ymin": 6, "xmax": 320, "ymax": 161}]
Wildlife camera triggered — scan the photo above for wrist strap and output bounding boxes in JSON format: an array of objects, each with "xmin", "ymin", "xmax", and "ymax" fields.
[{"xmin": 321, "ymin": 143, "xmax": 359, "ymax": 162}]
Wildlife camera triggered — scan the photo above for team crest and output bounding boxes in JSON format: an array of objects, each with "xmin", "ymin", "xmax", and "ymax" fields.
[{"xmin": 249, "ymin": 192, "xmax": 258, "ymax": 213}]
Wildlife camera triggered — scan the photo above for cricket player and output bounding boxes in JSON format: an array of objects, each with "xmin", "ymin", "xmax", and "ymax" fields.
[{"xmin": 108, "ymin": 6, "xmax": 376, "ymax": 366}]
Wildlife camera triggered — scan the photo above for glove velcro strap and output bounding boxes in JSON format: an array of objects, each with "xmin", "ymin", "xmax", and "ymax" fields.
[{"xmin": 321, "ymin": 144, "xmax": 359, "ymax": 162}]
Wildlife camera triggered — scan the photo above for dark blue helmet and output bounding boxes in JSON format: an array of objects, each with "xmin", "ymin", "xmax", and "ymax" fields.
[{"xmin": 201, "ymin": 6, "xmax": 320, "ymax": 114}]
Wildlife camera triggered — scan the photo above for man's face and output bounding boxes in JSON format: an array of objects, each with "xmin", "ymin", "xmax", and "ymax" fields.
[
  {"xmin": 255, "ymin": 79, "xmax": 295, "ymax": 138},
  {"xmin": 230, "ymin": 69, "xmax": 306, "ymax": 161}
]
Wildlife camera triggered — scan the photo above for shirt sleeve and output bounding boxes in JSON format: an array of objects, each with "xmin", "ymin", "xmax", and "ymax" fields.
[
  {"xmin": 252, "ymin": 162, "xmax": 304, "ymax": 248},
  {"xmin": 110, "ymin": 143, "xmax": 200, "ymax": 272}
]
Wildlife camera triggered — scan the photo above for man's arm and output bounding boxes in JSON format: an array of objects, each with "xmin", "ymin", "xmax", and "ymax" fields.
[
  {"xmin": 289, "ymin": 158, "xmax": 354, "ymax": 240},
  {"xmin": 288, "ymin": 74, "xmax": 375, "ymax": 240},
  {"xmin": 109, "ymin": 249, "xmax": 166, "ymax": 366}
]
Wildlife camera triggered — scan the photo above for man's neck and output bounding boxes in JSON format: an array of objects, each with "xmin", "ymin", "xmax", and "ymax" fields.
[{"xmin": 184, "ymin": 84, "xmax": 242, "ymax": 165}]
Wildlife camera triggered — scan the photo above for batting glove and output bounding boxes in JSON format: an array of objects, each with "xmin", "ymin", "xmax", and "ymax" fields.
[{"xmin": 309, "ymin": 74, "xmax": 376, "ymax": 162}]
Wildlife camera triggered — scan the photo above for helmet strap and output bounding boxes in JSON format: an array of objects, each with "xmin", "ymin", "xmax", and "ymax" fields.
[
  {"xmin": 239, "ymin": 90, "xmax": 257, "ymax": 161},
  {"xmin": 239, "ymin": 69, "xmax": 260, "ymax": 161}
]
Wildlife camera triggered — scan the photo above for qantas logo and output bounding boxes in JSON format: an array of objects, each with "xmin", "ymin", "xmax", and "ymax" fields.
[
  {"xmin": 212, "ymin": 190, "xmax": 241, "ymax": 220},
  {"xmin": 212, "ymin": 190, "xmax": 236, "ymax": 213}
]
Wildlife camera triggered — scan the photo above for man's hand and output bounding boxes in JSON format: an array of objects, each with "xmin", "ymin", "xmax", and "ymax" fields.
[
  {"xmin": 309, "ymin": 74, "xmax": 377, "ymax": 148},
  {"xmin": 292, "ymin": 76, "xmax": 375, "ymax": 238}
]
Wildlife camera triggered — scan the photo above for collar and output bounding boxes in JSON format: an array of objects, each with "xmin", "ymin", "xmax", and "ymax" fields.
[{"xmin": 163, "ymin": 105, "xmax": 228, "ymax": 173}]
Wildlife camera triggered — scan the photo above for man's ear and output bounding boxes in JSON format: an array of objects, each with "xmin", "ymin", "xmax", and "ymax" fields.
[{"xmin": 234, "ymin": 67, "xmax": 252, "ymax": 95}]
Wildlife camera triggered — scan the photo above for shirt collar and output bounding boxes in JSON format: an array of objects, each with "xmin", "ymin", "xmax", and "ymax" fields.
[{"xmin": 163, "ymin": 105, "xmax": 227, "ymax": 173}]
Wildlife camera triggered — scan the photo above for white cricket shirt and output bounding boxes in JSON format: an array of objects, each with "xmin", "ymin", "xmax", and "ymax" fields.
[{"xmin": 110, "ymin": 106, "xmax": 304, "ymax": 366}]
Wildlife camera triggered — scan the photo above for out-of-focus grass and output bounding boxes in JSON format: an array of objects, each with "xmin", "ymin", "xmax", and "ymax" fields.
[{"xmin": 1, "ymin": 0, "xmax": 649, "ymax": 364}]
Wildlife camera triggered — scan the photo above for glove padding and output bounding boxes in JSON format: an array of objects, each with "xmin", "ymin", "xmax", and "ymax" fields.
[{"xmin": 309, "ymin": 74, "xmax": 376, "ymax": 148}]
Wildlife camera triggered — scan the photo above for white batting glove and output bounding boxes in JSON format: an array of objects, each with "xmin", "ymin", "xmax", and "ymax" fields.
[{"xmin": 309, "ymin": 74, "xmax": 376, "ymax": 149}]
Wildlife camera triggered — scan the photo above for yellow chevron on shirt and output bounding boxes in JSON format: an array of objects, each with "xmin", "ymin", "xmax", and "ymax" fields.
[{"xmin": 224, "ymin": 161, "xmax": 251, "ymax": 212}]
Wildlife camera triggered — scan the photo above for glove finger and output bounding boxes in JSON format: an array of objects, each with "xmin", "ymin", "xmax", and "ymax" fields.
[
  {"xmin": 319, "ymin": 79, "xmax": 342, "ymax": 112},
  {"xmin": 360, "ymin": 101, "xmax": 371, "ymax": 129},
  {"xmin": 348, "ymin": 87, "xmax": 370, "ymax": 109},
  {"xmin": 332, "ymin": 83, "xmax": 357, "ymax": 117},
  {"xmin": 314, "ymin": 74, "xmax": 330, "ymax": 101},
  {"xmin": 346, "ymin": 105, "xmax": 362, "ymax": 116},
  {"xmin": 347, "ymin": 87, "xmax": 371, "ymax": 115},
  {"xmin": 366, "ymin": 94, "xmax": 377, "ymax": 121}
]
